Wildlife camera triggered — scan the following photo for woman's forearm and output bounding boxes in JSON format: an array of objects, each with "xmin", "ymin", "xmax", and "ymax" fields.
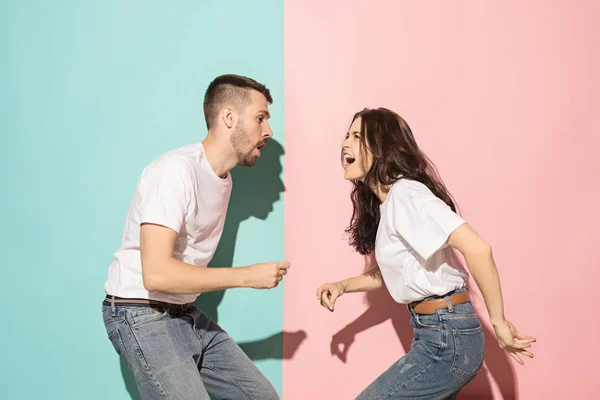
[
  {"xmin": 448, "ymin": 224, "xmax": 506, "ymax": 326},
  {"xmin": 341, "ymin": 267, "xmax": 384, "ymax": 293},
  {"xmin": 464, "ymin": 248, "xmax": 506, "ymax": 325}
]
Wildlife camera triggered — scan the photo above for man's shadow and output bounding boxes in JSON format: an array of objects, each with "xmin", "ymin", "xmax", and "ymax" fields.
[
  {"xmin": 120, "ymin": 139, "xmax": 306, "ymax": 399},
  {"xmin": 330, "ymin": 254, "xmax": 517, "ymax": 399}
]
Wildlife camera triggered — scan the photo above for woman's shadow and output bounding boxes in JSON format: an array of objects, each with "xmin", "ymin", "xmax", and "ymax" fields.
[
  {"xmin": 120, "ymin": 139, "xmax": 307, "ymax": 399},
  {"xmin": 330, "ymin": 254, "xmax": 517, "ymax": 399}
]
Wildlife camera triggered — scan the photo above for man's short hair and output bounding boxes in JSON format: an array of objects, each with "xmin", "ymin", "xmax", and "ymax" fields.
[{"xmin": 203, "ymin": 74, "xmax": 273, "ymax": 129}]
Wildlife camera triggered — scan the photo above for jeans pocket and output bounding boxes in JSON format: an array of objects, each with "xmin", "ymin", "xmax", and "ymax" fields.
[
  {"xmin": 413, "ymin": 313, "xmax": 441, "ymax": 330},
  {"xmin": 107, "ymin": 327, "xmax": 126, "ymax": 356},
  {"xmin": 129, "ymin": 307, "xmax": 169, "ymax": 329},
  {"xmin": 450, "ymin": 325, "xmax": 484, "ymax": 379}
]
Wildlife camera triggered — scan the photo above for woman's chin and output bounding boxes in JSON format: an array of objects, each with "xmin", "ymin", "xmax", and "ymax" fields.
[{"xmin": 344, "ymin": 170, "xmax": 364, "ymax": 181}]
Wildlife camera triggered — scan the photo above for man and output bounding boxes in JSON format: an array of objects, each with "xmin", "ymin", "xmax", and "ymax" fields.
[{"xmin": 102, "ymin": 74, "xmax": 288, "ymax": 399}]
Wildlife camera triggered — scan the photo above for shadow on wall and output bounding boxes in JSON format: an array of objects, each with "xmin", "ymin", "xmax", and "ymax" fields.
[
  {"xmin": 120, "ymin": 139, "xmax": 307, "ymax": 399},
  {"xmin": 328, "ymin": 253, "xmax": 517, "ymax": 400}
]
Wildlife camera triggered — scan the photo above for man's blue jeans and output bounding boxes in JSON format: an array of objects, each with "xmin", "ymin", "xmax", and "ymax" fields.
[{"xmin": 102, "ymin": 300, "xmax": 279, "ymax": 399}]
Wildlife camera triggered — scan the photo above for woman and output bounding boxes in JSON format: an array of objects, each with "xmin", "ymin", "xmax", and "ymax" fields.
[{"xmin": 317, "ymin": 108, "xmax": 535, "ymax": 399}]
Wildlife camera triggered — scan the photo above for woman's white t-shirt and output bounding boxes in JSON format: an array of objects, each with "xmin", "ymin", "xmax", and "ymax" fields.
[{"xmin": 375, "ymin": 179, "xmax": 469, "ymax": 304}]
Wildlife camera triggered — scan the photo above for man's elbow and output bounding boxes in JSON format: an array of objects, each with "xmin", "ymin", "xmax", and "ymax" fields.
[
  {"xmin": 141, "ymin": 261, "xmax": 166, "ymax": 292},
  {"xmin": 142, "ymin": 275, "xmax": 160, "ymax": 292}
]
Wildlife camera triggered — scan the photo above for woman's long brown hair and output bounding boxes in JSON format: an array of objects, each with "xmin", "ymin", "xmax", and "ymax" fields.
[{"xmin": 346, "ymin": 108, "xmax": 458, "ymax": 255}]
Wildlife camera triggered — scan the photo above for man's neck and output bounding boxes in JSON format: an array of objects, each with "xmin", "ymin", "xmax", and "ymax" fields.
[{"xmin": 201, "ymin": 135, "xmax": 237, "ymax": 179}]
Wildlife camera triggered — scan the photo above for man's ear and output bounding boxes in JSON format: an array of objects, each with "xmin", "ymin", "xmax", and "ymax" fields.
[{"xmin": 221, "ymin": 106, "xmax": 235, "ymax": 129}]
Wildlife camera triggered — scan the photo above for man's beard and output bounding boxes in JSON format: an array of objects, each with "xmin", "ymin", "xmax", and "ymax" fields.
[{"xmin": 230, "ymin": 120, "xmax": 257, "ymax": 167}]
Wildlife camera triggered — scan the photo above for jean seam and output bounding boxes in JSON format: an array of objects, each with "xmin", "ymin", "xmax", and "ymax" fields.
[
  {"xmin": 189, "ymin": 313, "xmax": 204, "ymax": 367},
  {"xmin": 125, "ymin": 319, "xmax": 168, "ymax": 399},
  {"xmin": 438, "ymin": 319, "xmax": 448, "ymax": 362},
  {"xmin": 108, "ymin": 328, "xmax": 135, "ymax": 374},
  {"xmin": 201, "ymin": 361, "xmax": 255, "ymax": 399},
  {"xmin": 103, "ymin": 316, "xmax": 125, "ymax": 326},
  {"xmin": 440, "ymin": 313, "xmax": 478, "ymax": 320},
  {"xmin": 451, "ymin": 326, "xmax": 483, "ymax": 334}
]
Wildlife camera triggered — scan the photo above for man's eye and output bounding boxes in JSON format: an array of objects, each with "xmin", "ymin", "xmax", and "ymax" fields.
[{"xmin": 258, "ymin": 117, "xmax": 264, "ymax": 123}]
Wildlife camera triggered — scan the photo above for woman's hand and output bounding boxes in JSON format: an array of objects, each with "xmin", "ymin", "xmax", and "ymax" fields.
[
  {"xmin": 316, "ymin": 282, "xmax": 346, "ymax": 311},
  {"xmin": 493, "ymin": 318, "xmax": 536, "ymax": 365}
]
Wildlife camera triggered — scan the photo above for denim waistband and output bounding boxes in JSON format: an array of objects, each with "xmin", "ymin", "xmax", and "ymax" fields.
[
  {"xmin": 414, "ymin": 287, "xmax": 468, "ymax": 304},
  {"xmin": 103, "ymin": 294, "xmax": 193, "ymax": 314}
]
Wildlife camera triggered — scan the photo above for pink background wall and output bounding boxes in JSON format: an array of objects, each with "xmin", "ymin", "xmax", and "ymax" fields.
[{"xmin": 283, "ymin": 1, "xmax": 600, "ymax": 399}]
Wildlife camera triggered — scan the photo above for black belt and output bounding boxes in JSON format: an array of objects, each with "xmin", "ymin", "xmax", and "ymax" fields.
[{"xmin": 103, "ymin": 295, "xmax": 193, "ymax": 313}]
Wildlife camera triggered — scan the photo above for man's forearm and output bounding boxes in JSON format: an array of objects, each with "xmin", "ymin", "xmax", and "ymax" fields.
[{"xmin": 142, "ymin": 258, "xmax": 249, "ymax": 294}]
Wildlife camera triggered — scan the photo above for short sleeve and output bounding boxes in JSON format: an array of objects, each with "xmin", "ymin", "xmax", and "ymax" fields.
[
  {"xmin": 388, "ymin": 184, "xmax": 466, "ymax": 260},
  {"xmin": 139, "ymin": 157, "xmax": 194, "ymax": 234}
]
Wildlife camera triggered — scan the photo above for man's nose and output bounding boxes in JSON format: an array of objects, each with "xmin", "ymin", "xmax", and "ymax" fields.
[{"xmin": 263, "ymin": 123, "xmax": 273, "ymax": 138}]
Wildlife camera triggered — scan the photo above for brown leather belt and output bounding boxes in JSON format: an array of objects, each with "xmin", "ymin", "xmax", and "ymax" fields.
[
  {"xmin": 103, "ymin": 295, "xmax": 192, "ymax": 313},
  {"xmin": 411, "ymin": 291, "xmax": 470, "ymax": 315}
]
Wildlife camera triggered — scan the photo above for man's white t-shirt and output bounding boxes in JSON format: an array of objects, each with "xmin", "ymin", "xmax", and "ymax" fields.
[
  {"xmin": 375, "ymin": 179, "xmax": 469, "ymax": 304},
  {"xmin": 104, "ymin": 143, "xmax": 232, "ymax": 304}
]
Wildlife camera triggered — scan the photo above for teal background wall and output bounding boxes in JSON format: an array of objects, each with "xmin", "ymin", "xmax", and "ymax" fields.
[{"xmin": 1, "ymin": 1, "xmax": 285, "ymax": 398}]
